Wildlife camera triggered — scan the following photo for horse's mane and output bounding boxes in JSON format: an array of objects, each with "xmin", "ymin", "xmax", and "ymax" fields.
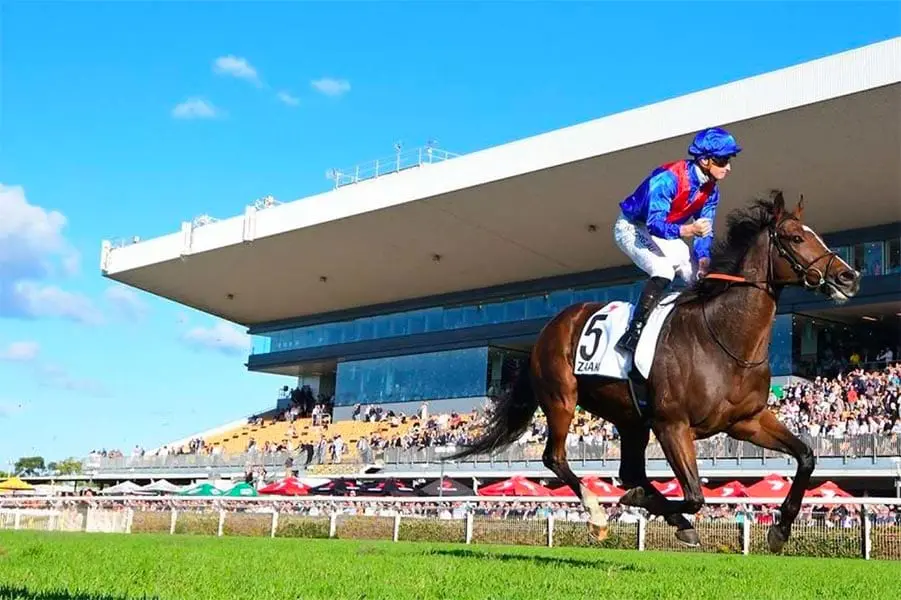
[{"xmin": 675, "ymin": 197, "xmax": 779, "ymax": 306}]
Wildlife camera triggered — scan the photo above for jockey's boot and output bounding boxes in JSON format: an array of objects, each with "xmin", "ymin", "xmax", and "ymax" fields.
[{"xmin": 615, "ymin": 276, "xmax": 671, "ymax": 355}]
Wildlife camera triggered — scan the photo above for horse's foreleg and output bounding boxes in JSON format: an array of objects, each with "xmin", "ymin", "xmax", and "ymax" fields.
[
  {"xmin": 728, "ymin": 409, "xmax": 815, "ymax": 553},
  {"xmin": 650, "ymin": 422, "xmax": 706, "ymax": 546},
  {"xmin": 618, "ymin": 426, "xmax": 695, "ymax": 532}
]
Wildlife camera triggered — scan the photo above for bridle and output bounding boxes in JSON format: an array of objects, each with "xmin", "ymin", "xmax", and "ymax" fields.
[{"xmin": 702, "ymin": 213, "xmax": 840, "ymax": 368}]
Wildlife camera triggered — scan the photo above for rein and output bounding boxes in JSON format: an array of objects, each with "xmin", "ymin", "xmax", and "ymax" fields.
[{"xmin": 698, "ymin": 216, "xmax": 838, "ymax": 369}]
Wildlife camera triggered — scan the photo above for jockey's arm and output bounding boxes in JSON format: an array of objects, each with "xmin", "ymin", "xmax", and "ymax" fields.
[
  {"xmin": 692, "ymin": 188, "xmax": 720, "ymax": 263},
  {"xmin": 644, "ymin": 172, "xmax": 683, "ymax": 239}
]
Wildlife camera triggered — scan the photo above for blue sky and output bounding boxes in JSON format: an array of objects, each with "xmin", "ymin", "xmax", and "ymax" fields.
[{"xmin": 1, "ymin": 1, "xmax": 898, "ymax": 467}]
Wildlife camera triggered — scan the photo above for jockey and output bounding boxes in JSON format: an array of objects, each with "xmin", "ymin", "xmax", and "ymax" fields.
[{"xmin": 613, "ymin": 126, "xmax": 741, "ymax": 356}]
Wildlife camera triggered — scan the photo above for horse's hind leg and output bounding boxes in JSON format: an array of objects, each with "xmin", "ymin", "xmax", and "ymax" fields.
[
  {"xmin": 539, "ymin": 384, "xmax": 608, "ymax": 541},
  {"xmin": 618, "ymin": 425, "xmax": 696, "ymax": 536},
  {"xmin": 728, "ymin": 409, "xmax": 816, "ymax": 553}
]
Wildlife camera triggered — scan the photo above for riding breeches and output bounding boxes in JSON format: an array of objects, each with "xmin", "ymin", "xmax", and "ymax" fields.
[{"xmin": 613, "ymin": 212, "xmax": 696, "ymax": 283}]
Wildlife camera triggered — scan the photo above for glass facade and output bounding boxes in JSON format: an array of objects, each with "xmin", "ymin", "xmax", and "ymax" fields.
[
  {"xmin": 333, "ymin": 347, "xmax": 490, "ymax": 406},
  {"xmin": 791, "ymin": 313, "xmax": 901, "ymax": 379},
  {"xmin": 252, "ymin": 230, "xmax": 899, "ymax": 388},
  {"xmin": 769, "ymin": 314, "xmax": 794, "ymax": 376},
  {"xmin": 841, "ymin": 237, "xmax": 901, "ymax": 278},
  {"xmin": 252, "ymin": 281, "xmax": 642, "ymax": 355},
  {"xmin": 487, "ymin": 347, "xmax": 530, "ymax": 398}
]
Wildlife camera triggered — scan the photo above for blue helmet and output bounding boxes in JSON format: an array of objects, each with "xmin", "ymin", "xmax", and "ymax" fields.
[{"xmin": 688, "ymin": 127, "xmax": 742, "ymax": 159}]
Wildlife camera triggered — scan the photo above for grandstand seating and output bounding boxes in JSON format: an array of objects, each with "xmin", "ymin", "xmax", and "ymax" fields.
[{"xmin": 200, "ymin": 415, "xmax": 422, "ymax": 461}]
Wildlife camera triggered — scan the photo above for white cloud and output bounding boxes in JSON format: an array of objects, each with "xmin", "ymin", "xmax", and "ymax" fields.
[
  {"xmin": 0, "ymin": 341, "xmax": 40, "ymax": 361},
  {"xmin": 311, "ymin": 77, "xmax": 351, "ymax": 97},
  {"xmin": 0, "ymin": 184, "xmax": 80, "ymax": 280},
  {"xmin": 213, "ymin": 55, "xmax": 261, "ymax": 86},
  {"xmin": 172, "ymin": 98, "xmax": 221, "ymax": 120},
  {"xmin": 0, "ymin": 184, "xmax": 100, "ymax": 324},
  {"xmin": 182, "ymin": 321, "xmax": 250, "ymax": 356},
  {"xmin": 104, "ymin": 285, "xmax": 148, "ymax": 320},
  {"xmin": 277, "ymin": 91, "xmax": 300, "ymax": 106},
  {"xmin": 10, "ymin": 282, "xmax": 103, "ymax": 325}
]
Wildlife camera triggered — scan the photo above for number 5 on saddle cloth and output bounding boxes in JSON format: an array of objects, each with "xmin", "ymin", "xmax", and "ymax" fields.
[{"xmin": 573, "ymin": 294, "xmax": 680, "ymax": 422}]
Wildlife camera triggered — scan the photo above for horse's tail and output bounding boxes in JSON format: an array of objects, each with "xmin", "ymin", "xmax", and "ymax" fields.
[{"xmin": 445, "ymin": 358, "xmax": 538, "ymax": 462}]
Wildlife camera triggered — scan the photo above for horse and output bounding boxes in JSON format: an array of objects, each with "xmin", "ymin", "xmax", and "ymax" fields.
[{"xmin": 447, "ymin": 191, "xmax": 860, "ymax": 552}]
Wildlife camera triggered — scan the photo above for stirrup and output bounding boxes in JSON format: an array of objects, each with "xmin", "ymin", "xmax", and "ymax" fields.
[
  {"xmin": 626, "ymin": 367, "xmax": 652, "ymax": 425},
  {"xmin": 616, "ymin": 324, "xmax": 643, "ymax": 353}
]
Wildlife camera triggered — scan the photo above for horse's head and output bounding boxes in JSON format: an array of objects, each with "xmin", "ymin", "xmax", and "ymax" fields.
[{"xmin": 768, "ymin": 191, "xmax": 860, "ymax": 303}]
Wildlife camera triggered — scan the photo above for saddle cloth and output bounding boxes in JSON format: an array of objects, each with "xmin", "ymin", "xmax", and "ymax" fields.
[{"xmin": 573, "ymin": 292, "xmax": 680, "ymax": 380}]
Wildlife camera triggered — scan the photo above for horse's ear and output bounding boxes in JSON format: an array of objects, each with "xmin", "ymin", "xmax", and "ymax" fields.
[
  {"xmin": 771, "ymin": 189, "xmax": 785, "ymax": 218},
  {"xmin": 793, "ymin": 194, "xmax": 805, "ymax": 219}
]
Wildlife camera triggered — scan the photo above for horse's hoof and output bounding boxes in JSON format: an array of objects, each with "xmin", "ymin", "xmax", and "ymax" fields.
[
  {"xmin": 619, "ymin": 486, "xmax": 648, "ymax": 508},
  {"xmin": 675, "ymin": 528, "xmax": 700, "ymax": 547},
  {"xmin": 588, "ymin": 521, "xmax": 609, "ymax": 543},
  {"xmin": 767, "ymin": 525, "xmax": 787, "ymax": 553}
]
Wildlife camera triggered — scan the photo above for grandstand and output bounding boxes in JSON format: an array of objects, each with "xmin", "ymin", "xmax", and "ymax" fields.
[{"xmin": 76, "ymin": 38, "xmax": 901, "ymax": 495}]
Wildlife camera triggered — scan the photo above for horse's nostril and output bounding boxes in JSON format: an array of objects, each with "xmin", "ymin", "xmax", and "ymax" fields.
[{"xmin": 838, "ymin": 270, "xmax": 857, "ymax": 284}]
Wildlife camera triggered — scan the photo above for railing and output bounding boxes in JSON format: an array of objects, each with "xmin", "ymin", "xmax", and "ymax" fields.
[
  {"xmin": 1, "ymin": 495, "xmax": 898, "ymax": 560},
  {"xmin": 82, "ymin": 432, "xmax": 901, "ymax": 474},
  {"xmin": 327, "ymin": 145, "xmax": 461, "ymax": 189}
]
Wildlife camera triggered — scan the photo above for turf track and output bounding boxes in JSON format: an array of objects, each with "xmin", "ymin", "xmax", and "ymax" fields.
[{"xmin": 0, "ymin": 531, "xmax": 897, "ymax": 600}]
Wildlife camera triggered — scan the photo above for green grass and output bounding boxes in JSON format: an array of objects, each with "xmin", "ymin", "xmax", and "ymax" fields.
[{"xmin": 0, "ymin": 531, "xmax": 898, "ymax": 600}]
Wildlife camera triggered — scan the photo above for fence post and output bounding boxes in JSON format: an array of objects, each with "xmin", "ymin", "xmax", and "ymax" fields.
[
  {"xmin": 741, "ymin": 513, "xmax": 751, "ymax": 555},
  {"xmin": 547, "ymin": 516, "xmax": 554, "ymax": 548},
  {"xmin": 125, "ymin": 508, "xmax": 134, "ymax": 534},
  {"xmin": 465, "ymin": 513, "xmax": 473, "ymax": 544},
  {"xmin": 329, "ymin": 513, "xmax": 338, "ymax": 538},
  {"xmin": 217, "ymin": 510, "xmax": 225, "ymax": 537},
  {"xmin": 270, "ymin": 511, "xmax": 279, "ymax": 538},
  {"xmin": 861, "ymin": 506, "xmax": 872, "ymax": 560},
  {"xmin": 393, "ymin": 514, "xmax": 401, "ymax": 542},
  {"xmin": 637, "ymin": 515, "xmax": 646, "ymax": 551},
  {"xmin": 13, "ymin": 509, "xmax": 20, "ymax": 531},
  {"xmin": 170, "ymin": 509, "xmax": 177, "ymax": 535}
]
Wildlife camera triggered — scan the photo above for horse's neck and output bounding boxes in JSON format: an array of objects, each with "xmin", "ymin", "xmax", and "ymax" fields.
[{"xmin": 706, "ymin": 233, "xmax": 778, "ymax": 366}]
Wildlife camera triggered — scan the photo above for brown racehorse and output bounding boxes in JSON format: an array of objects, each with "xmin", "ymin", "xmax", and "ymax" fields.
[{"xmin": 448, "ymin": 192, "xmax": 860, "ymax": 552}]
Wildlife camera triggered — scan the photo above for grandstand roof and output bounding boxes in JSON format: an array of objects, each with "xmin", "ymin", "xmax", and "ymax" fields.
[{"xmin": 101, "ymin": 38, "xmax": 901, "ymax": 326}]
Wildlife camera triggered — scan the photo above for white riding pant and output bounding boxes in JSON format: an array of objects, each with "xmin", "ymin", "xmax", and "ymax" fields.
[{"xmin": 613, "ymin": 212, "xmax": 696, "ymax": 283}]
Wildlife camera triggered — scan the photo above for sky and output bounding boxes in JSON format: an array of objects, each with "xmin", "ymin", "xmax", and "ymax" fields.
[{"xmin": 0, "ymin": 1, "xmax": 898, "ymax": 467}]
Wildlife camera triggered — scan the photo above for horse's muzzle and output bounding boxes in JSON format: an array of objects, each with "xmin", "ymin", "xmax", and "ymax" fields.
[{"xmin": 826, "ymin": 268, "xmax": 860, "ymax": 302}]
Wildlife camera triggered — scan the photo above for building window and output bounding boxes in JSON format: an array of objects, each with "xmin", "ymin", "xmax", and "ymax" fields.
[
  {"xmin": 887, "ymin": 238, "xmax": 901, "ymax": 275},
  {"xmin": 333, "ymin": 347, "xmax": 489, "ymax": 406},
  {"xmin": 769, "ymin": 314, "xmax": 793, "ymax": 376},
  {"xmin": 853, "ymin": 241, "xmax": 885, "ymax": 276}
]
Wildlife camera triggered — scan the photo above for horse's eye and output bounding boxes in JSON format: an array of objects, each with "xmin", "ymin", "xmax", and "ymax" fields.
[{"xmin": 792, "ymin": 235, "xmax": 804, "ymax": 244}]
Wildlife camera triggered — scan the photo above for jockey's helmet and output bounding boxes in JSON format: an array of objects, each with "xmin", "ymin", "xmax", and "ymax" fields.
[{"xmin": 688, "ymin": 127, "xmax": 742, "ymax": 159}]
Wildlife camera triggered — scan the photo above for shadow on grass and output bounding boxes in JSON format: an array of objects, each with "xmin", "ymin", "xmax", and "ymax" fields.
[
  {"xmin": 0, "ymin": 586, "xmax": 161, "ymax": 600},
  {"xmin": 424, "ymin": 548, "xmax": 649, "ymax": 572}
]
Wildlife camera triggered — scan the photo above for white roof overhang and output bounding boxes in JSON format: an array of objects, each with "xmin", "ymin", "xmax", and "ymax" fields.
[{"xmin": 101, "ymin": 38, "xmax": 901, "ymax": 326}]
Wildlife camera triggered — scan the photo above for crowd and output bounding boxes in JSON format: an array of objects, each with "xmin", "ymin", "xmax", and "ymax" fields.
[
  {"xmin": 768, "ymin": 363, "xmax": 901, "ymax": 438},
  {"xmin": 92, "ymin": 363, "xmax": 900, "ymax": 465},
  {"xmin": 4, "ymin": 496, "xmax": 900, "ymax": 528}
]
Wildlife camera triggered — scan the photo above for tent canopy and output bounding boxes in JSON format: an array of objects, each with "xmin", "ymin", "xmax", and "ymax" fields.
[
  {"xmin": 259, "ymin": 477, "xmax": 310, "ymax": 496},
  {"xmin": 225, "ymin": 482, "xmax": 258, "ymax": 497},
  {"xmin": 551, "ymin": 476, "xmax": 624, "ymax": 498},
  {"xmin": 478, "ymin": 476, "xmax": 554, "ymax": 497},
  {"xmin": 0, "ymin": 477, "xmax": 34, "ymax": 491},
  {"xmin": 179, "ymin": 483, "xmax": 223, "ymax": 496},
  {"xmin": 417, "ymin": 477, "xmax": 475, "ymax": 497}
]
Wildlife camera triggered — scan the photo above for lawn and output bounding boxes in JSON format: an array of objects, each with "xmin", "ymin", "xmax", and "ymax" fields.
[{"xmin": 0, "ymin": 531, "xmax": 897, "ymax": 600}]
